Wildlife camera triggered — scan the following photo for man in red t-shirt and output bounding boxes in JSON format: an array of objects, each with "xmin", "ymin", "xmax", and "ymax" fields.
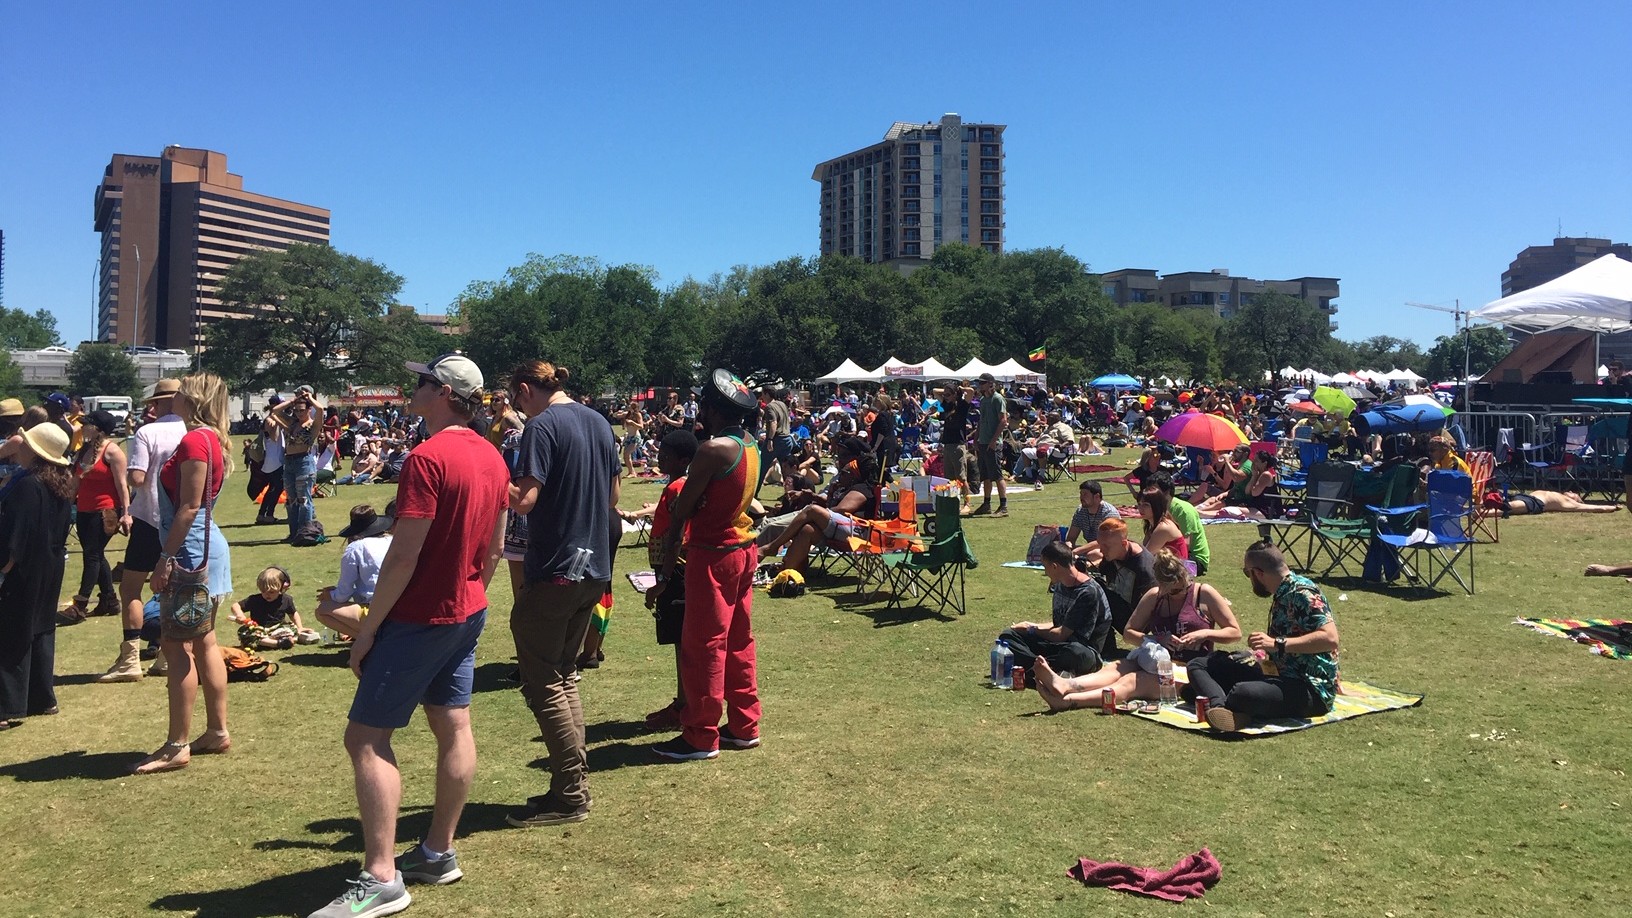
[{"xmin": 309, "ymin": 354, "xmax": 508, "ymax": 918}]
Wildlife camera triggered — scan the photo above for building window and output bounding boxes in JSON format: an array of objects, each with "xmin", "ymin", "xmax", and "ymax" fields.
[
  {"xmin": 981, "ymin": 159, "xmax": 999, "ymax": 170},
  {"xmin": 1103, "ymin": 283, "xmax": 1119, "ymax": 298},
  {"xmin": 902, "ymin": 186, "xmax": 919, "ymax": 197},
  {"xmin": 980, "ymin": 201, "xmax": 999, "ymax": 214},
  {"xmin": 903, "ymin": 143, "xmax": 919, "ymax": 155},
  {"xmin": 903, "ymin": 201, "xmax": 920, "ymax": 212},
  {"xmin": 980, "ymin": 230, "xmax": 998, "ymax": 242},
  {"xmin": 981, "ymin": 144, "xmax": 999, "ymax": 156},
  {"xmin": 1218, "ymin": 293, "xmax": 1231, "ymax": 306},
  {"xmin": 901, "ymin": 157, "xmax": 919, "ymax": 169},
  {"xmin": 980, "ymin": 187, "xmax": 999, "ymax": 199},
  {"xmin": 903, "ymin": 243, "xmax": 920, "ymax": 255},
  {"xmin": 903, "ymin": 228, "xmax": 919, "ymax": 240}
]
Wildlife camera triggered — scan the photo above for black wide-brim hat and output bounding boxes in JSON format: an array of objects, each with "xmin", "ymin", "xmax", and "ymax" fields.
[
  {"xmin": 338, "ymin": 508, "xmax": 393, "ymax": 540},
  {"xmin": 704, "ymin": 368, "xmax": 759, "ymax": 412}
]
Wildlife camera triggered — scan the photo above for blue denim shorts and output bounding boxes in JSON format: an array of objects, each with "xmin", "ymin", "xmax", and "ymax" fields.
[{"xmin": 348, "ymin": 610, "xmax": 486, "ymax": 729}]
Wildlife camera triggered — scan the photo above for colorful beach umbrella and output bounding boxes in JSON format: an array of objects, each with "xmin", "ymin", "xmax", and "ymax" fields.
[
  {"xmin": 1288, "ymin": 400, "xmax": 1324, "ymax": 414},
  {"xmin": 1155, "ymin": 412, "xmax": 1248, "ymax": 452},
  {"xmin": 1311, "ymin": 385, "xmax": 1357, "ymax": 417}
]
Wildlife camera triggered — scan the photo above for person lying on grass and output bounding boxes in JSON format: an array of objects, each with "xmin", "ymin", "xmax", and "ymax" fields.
[
  {"xmin": 1034, "ymin": 548, "xmax": 1240, "ymax": 711},
  {"xmin": 999, "ymin": 540, "xmax": 1113, "ymax": 680},
  {"xmin": 1495, "ymin": 489, "xmax": 1620, "ymax": 517}
]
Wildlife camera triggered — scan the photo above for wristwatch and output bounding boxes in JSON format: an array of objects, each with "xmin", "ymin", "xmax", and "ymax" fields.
[{"xmin": 1274, "ymin": 637, "xmax": 1287, "ymax": 654}]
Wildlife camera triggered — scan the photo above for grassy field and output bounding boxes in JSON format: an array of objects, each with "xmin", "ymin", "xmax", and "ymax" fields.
[{"xmin": 4, "ymin": 452, "xmax": 1631, "ymax": 917}]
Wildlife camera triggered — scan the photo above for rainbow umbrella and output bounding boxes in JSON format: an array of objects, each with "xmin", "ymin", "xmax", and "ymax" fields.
[{"xmin": 1155, "ymin": 412, "xmax": 1248, "ymax": 452}]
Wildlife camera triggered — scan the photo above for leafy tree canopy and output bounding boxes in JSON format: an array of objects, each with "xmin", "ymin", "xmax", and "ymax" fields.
[
  {"xmin": 0, "ymin": 308, "xmax": 63, "ymax": 350},
  {"xmin": 67, "ymin": 343, "xmax": 141, "ymax": 400}
]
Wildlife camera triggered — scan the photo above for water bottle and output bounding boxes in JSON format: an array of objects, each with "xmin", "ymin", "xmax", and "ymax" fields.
[
  {"xmin": 990, "ymin": 640, "xmax": 1004, "ymax": 686},
  {"xmin": 998, "ymin": 641, "xmax": 1014, "ymax": 689},
  {"xmin": 1154, "ymin": 645, "xmax": 1178, "ymax": 706}
]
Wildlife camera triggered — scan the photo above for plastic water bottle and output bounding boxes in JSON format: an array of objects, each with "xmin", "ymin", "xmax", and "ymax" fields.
[
  {"xmin": 990, "ymin": 640, "xmax": 1004, "ymax": 686},
  {"xmin": 998, "ymin": 641, "xmax": 1014, "ymax": 689},
  {"xmin": 1154, "ymin": 646, "xmax": 1178, "ymax": 706}
]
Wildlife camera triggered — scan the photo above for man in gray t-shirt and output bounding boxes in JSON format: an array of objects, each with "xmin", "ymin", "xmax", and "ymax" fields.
[{"xmin": 965, "ymin": 372, "xmax": 1009, "ymax": 518}]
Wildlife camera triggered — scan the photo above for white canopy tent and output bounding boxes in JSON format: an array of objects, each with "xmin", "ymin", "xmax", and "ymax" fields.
[
  {"xmin": 953, "ymin": 358, "xmax": 999, "ymax": 379},
  {"xmin": 908, "ymin": 357, "xmax": 961, "ymax": 380},
  {"xmin": 875, "ymin": 357, "xmax": 917, "ymax": 378},
  {"xmin": 1330, "ymin": 371, "xmax": 1363, "ymax": 384},
  {"xmin": 1387, "ymin": 368, "xmax": 1425, "ymax": 384},
  {"xmin": 1473, "ymin": 254, "xmax": 1632, "ymax": 333},
  {"xmin": 1278, "ymin": 366, "xmax": 1300, "ymax": 379},
  {"xmin": 986, "ymin": 358, "xmax": 1044, "ymax": 383},
  {"xmin": 1299, "ymin": 367, "xmax": 1333, "ymax": 384},
  {"xmin": 814, "ymin": 358, "xmax": 879, "ymax": 384}
]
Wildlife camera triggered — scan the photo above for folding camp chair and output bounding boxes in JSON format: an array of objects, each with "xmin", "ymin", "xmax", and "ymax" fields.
[
  {"xmin": 1306, "ymin": 462, "xmax": 1370, "ymax": 577},
  {"xmin": 1259, "ymin": 461, "xmax": 1355, "ymax": 575},
  {"xmin": 1372, "ymin": 470, "xmax": 1476, "ymax": 594},
  {"xmin": 1464, "ymin": 450, "xmax": 1499, "ymax": 543},
  {"xmin": 881, "ymin": 495, "xmax": 977, "ymax": 616}
]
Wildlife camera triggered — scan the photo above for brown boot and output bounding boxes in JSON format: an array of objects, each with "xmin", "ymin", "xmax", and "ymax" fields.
[
  {"xmin": 97, "ymin": 640, "xmax": 145, "ymax": 683},
  {"xmin": 56, "ymin": 596, "xmax": 89, "ymax": 626},
  {"xmin": 93, "ymin": 594, "xmax": 120, "ymax": 617}
]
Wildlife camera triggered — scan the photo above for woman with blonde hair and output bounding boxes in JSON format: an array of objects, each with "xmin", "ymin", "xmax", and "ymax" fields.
[
  {"xmin": 1032, "ymin": 548, "xmax": 1241, "ymax": 711},
  {"xmin": 133, "ymin": 372, "xmax": 235, "ymax": 774}
]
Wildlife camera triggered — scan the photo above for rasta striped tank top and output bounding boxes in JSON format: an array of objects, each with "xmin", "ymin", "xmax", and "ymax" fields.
[{"xmin": 687, "ymin": 430, "xmax": 760, "ymax": 551}]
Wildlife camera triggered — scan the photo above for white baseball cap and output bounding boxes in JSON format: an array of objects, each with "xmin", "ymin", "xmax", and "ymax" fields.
[{"xmin": 406, "ymin": 353, "xmax": 484, "ymax": 400}]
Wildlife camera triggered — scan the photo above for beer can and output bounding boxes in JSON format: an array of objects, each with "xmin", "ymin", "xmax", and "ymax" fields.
[
  {"xmin": 1011, "ymin": 666, "xmax": 1025, "ymax": 691},
  {"xmin": 1101, "ymin": 687, "xmax": 1116, "ymax": 714},
  {"xmin": 1194, "ymin": 696, "xmax": 1210, "ymax": 723}
]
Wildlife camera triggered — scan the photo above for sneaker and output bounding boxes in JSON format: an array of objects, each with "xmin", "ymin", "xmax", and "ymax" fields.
[
  {"xmin": 719, "ymin": 726, "xmax": 761, "ymax": 750},
  {"xmin": 992, "ymin": 506, "xmax": 1009, "ymax": 518},
  {"xmin": 395, "ymin": 843, "xmax": 463, "ymax": 885},
  {"xmin": 505, "ymin": 793, "xmax": 589, "ymax": 828},
  {"xmin": 644, "ymin": 700, "xmax": 683, "ymax": 732},
  {"xmin": 962, "ymin": 504, "xmax": 990, "ymax": 518},
  {"xmin": 306, "ymin": 870, "xmax": 410, "ymax": 918},
  {"xmin": 1206, "ymin": 706, "xmax": 1245, "ymax": 733},
  {"xmin": 652, "ymin": 735, "xmax": 719, "ymax": 761},
  {"xmin": 575, "ymin": 652, "xmax": 600, "ymax": 670}
]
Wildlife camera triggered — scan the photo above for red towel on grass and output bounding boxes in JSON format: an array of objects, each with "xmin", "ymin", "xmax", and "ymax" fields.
[{"xmin": 1067, "ymin": 847, "xmax": 1221, "ymax": 902}]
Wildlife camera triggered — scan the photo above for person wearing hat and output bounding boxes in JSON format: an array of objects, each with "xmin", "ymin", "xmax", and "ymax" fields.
[
  {"xmin": 1426, "ymin": 434, "xmax": 1470, "ymax": 476},
  {"xmin": 0, "ymin": 399, "xmax": 25, "ymax": 479},
  {"xmin": 500, "ymin": 357, "xmax": 621, "ymax": 827},
  {"xmin": 269, "ymin": 385, "xmax": 322, "ymax": 542},
  {"xmin": 0, "ymin": 421, "xmax": 75, "ymax": 730},
  {"xmin": 312, "ymin": 502, "xmax": 396, "ymax": 639},
  {"xmin": 43, "ymin": 391, "xmax": 74, "ymax": 445},
  {"xmin": 306, "ymin": 354, "xmax": 508, "ymax": 918},
  {"xmin": 104, "ymin": 375, "xmax": 187, "ymax": 683},
  {"xmin": 61, "ymin": 411, "xmax": 130, "ymax": 629},
  {"xmin": 651, "ymin": 368, "xmax": 763, "ymax": 762}
]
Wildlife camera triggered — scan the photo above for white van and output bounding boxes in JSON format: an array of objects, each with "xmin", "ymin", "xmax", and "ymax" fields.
[{"xmin": 87, "ymin": 395, "xmax": 134, "ymax": 433}]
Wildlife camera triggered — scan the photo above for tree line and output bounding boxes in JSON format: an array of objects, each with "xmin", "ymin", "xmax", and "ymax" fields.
[{"xmin": 181, "ymin": 243, "xmax": 1503, "ymax": 396}]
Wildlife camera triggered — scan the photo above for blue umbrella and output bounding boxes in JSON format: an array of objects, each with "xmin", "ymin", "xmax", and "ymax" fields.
[
  {"xmin": 1352, "ymin": 403, "xmax": 1452, "ymax": 437},
  {"xmin": 1091, "ymin": 374, "xmax": 1142, "ymax": 391}
]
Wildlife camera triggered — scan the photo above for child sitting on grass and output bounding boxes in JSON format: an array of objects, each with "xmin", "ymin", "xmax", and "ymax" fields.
[
  {"xmin": 642, "ymin": 429, "xmax": 699, "ymax": 731},
  {"xmin": 231, "ymin": 566, "xmax": 314, "ymax": 649}
]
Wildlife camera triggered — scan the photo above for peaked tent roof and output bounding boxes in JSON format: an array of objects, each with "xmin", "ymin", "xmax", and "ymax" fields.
[
  {"xmin": 815, "ymin": 358, "xmax": 879, "ymax": 383},
  {"xmin": 953, "ymin": 358, "xmax": 999, "ymax": 379},
  {"xmin": 1473, "ymin": 254, "xmax": 1632, "ymax": 333}
]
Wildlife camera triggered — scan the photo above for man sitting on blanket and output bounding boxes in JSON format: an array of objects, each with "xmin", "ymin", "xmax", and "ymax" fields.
[
  {"xmin": 1065, "ymin": 479, "xmax": 1121, "ymax": 563},
  {"xmin": 1183, "ymin": 540, "xmax": 1340, "ymax": 733},
  {"xmin": 997, "ymin": 541, "xmax": 1111, "ymax": 679},
  {"xmin": 1094, "ymin": 517, "xmax": 1156, "ymax": 642}
]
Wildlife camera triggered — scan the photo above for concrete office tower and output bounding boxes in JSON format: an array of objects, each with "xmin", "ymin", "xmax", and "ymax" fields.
[
  {"xmin": 813, "ymin": 114, "xmax": 1004, "ymax": 268},
  {"xmin": 93, "ymin": 146, "xmax": 330, "ymax": 348},
  {"xmin": 1502, "ymin": 236, "xmax": 1632, "ymax": 297}
]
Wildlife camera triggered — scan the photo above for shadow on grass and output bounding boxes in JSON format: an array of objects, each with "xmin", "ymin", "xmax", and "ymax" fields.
[
  {"xmin": 228, "ymin": 537, "xmax": 293, "ymax": 548},
  {"xmin": 472, "ymin": 660, "xmax": 519, "ymax": 694},
  {"xmin": 585, "ymin": 718, "xmax": 647, "ymax": 744},
  {"xmin": 1319, "ymin": 576, "xmax": 1460, "ymax": 603},
  {"xmin": 152, "ymin": 859, "xmax": 362, "ymax": 917},
  {"xmin": 828, "ymin": 593, "xmax": 957, "ymax": 627},
  {"xmin": 0, "ymin": 749, "xmax": 136, "ymax": 781},
  {"xmin": 252, "ymin": 802, "xmax": 514, "ymax": 855},
  {"xmin": 530, "ymin": 740, "xmax": 670, "ymax": 774},
  {"xmin": 54, "ymin": 672, "xmax": 108, "ymax": 686},
  {"xmin": 279, "ymin": 650, "xmax": 350, "ymax": 668}
]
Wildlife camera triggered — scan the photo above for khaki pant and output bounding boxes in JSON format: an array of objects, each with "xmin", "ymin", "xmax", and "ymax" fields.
[{"xmin": 510, "ymin": 579, "xmax": 608, "ymax": 808}]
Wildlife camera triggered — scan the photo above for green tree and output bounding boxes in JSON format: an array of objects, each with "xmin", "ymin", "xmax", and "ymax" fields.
[
  {"xmin": 1342, "ymin": 335, "xmax": 1428, "ymax": 372},
  {"xmin": 0, "ymin": 308, "xmax": 63, "ymax": 349},
  {"xmin": 1425, "ymin": 326, "xmax": 1511, "ymax": 381},
  {"xmin": 67, "ymin": 343, "xmax": 141, "ymax": 399},
  {"xmin": 0, "ymin": 352, "xmax": 26, "ymax": 400},
  {"xmin": 1222, "ymin": 291, "xmax": 1333, "ymax": 380},
  {"xmin": 1111, "ymin": 303, "xmax": 1221, "ymax": 382},
  {"xmin": 202, "ymin": 243, "xmax": 407, "ymax": 393}
]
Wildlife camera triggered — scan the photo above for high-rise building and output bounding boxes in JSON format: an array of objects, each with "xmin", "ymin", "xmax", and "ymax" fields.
[
  {"xmin": 93, "ymin": 146, "xmax": 330, "ymax": 349},
  {"xmin": 812, "ymin": 114, "xmax": 1004, "ymax": 267},
  {"xmin": 1501, "ymin": 236, "xmax": 1632, "ymax": 297}
]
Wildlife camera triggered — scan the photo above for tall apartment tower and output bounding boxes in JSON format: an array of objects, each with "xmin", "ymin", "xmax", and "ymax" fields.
[
  {"xmin": 813, "ymin": 114, "xmax": 1005, "ymax": 267},
  {"xmin": 1501, "ymin": 236, "xmax": 1632, "ymax": 296},
  {"xmin": 93, "ymin": 146, "xmax": 330, "ymax": 349}
]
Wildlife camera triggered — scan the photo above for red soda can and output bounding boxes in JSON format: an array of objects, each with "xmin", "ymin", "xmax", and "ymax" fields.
[
  {"xmin": 1101, "ymin": 687, "xmax": 1116, "ymax": 714},
  {"xmin": 1011, "ymin": 666, "xmax": 1025, "ymax": 691},
  {"xmin": 1194, "ymin": 696, "xmax": 1210, "ymax": 723}
]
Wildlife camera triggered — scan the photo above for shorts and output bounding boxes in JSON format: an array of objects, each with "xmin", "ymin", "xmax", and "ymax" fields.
[
  {"xmin": 124, "ymin": 518, "xmax": 163, "ymax": 573},
  {"xmin": 771, "ymin": 435, "xmax": 795, "ymax": 462},
  {"xmin": 976, "ymin": 444, "xmax": 1001, "ymax": 482},
  {"xmin": 1507, "ymin": 493, "xmax": 1545, "ymax": 517},
  {"xmin": 821, "ymin": 512, "xmax": 856, "ymax": 542},
  {"xmin": 348, "ymin": 610, "xmax": 486, "ymax": 729},
  {"xmin": 622, "ymin": 433, "xmax": 641, "ymax": 448},
  {"xmin": 943, "ymin": 444, "xmax": 967, "ymax": 480}
]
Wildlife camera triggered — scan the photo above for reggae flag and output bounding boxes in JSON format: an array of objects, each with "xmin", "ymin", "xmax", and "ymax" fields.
[{"xmin": 1027, "ymin": 346, "xmax": 1047, "ymax": 362}]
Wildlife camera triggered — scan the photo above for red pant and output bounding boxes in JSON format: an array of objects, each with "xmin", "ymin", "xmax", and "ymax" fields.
[{"xmin": 680, "ymin": 545, "xmax": 759, "ymax": 750}]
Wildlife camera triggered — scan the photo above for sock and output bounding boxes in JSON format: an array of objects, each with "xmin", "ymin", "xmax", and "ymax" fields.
[
  {"xmin": 123, "ymin": 628, "xmax": 142, "ymax": 641},
  {"xmin": 420, "ymin": 844, "xmax": 449, "ymax": 861}
]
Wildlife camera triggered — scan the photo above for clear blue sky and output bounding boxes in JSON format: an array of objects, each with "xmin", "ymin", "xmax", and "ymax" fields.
[{"xmin": 3, "ymin": 1, "xmax": 1628, "ymax": 352}]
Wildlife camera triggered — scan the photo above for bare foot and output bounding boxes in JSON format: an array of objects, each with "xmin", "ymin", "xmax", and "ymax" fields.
[
  {"xmin": 1031, "ymin": 658, "xmax": 1075, "ymax": 712},
  {"xmin": 132, "ymin": 741, "xmax": 190, "ymax": 774},
  {"xmin": 191, "ymin": 730, "xmax": 231, "ymax": 755},
  {"xmin": 1586, "ymin": 564, "xmax": 1620, "ymax": 576}
]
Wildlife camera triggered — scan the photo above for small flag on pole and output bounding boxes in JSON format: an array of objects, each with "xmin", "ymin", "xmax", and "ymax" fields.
[{"xmin": 1028, "ymin": 346, "xmax": 1047, "ymax": 362}]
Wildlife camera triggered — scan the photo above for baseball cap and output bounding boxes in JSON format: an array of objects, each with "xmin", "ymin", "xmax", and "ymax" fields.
[
  {"xmin": 46, "ymin": 392, "xmax": 71, "ymax": 411},
  {"xmin": 406, "ymin": 353, "xmax": 484, "ymax": 400}
]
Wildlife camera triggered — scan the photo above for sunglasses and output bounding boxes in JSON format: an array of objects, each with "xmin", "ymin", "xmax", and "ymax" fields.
[{"xmin": 417, "ymin": 374, "xmax": 443, "ymax": 391}]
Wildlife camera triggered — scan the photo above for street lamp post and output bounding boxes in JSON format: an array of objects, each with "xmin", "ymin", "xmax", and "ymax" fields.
[{"xmin": 131, "ymin": 243, "xmax": 141, "ymax": 347}]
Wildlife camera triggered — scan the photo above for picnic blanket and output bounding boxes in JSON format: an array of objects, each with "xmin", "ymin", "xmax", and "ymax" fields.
[
  {"xmin": 1002, "ymin": 561, "xmax": 1046, "ymax": 570},
  {"xmin": 1068, "ymin": 848, "xmax": 1221, "ymax": 902},
  {"xmin": 1514, "ymin": 617, "xmax": 1632, "ymax": 660},
  {"xmin": 1131, "ymin": 677, "xmax": 1422, "ymax": 737},
  {"xmin": 1070, "ymin": 463, "xmax": 1120, "ymax": 474}
]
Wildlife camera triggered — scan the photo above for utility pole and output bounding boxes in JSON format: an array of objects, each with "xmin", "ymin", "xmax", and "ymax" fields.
[{"xmin": 131, "ymin": 243, "xmax": 141, "ymax": 347}]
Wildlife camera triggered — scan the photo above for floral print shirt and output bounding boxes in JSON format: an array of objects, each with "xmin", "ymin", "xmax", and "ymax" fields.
[{"xmin": 1269, "ymin": 572, "xmax": 1339, "ymax": 709}]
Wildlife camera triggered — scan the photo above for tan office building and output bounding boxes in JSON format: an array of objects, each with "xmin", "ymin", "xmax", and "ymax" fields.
[
  {"xmin": 813, "ymin": 114, "xmax": 1005, "ymax": 267},
  {"xmin": 94, "ymin": 146, "xmax": 330, "ymax": 349}
]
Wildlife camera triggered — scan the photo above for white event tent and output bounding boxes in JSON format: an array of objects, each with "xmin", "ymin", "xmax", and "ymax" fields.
[
  {"xmin": 986, "ymin": 358, "xmax": 1045, "ymax": 383},
  {"xmin": 814, "ymin": 358, "xmax": 878, "ymax": 384},
  {"xmin": 1473, "ymin": 254, "xmax": 1632, "ymax": 333}
]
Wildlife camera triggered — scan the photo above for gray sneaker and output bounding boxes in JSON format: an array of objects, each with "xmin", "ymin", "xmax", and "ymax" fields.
[
  {"xmin": 396, "ymin": 844, "xmax": 463, "ymax": 885},
  {"xmin": 307, "ymin": 870, "xmax": 411, "ymax": 918}
]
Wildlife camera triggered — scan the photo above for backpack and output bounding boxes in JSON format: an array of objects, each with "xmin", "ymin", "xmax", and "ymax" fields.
[
  {"xmin": 220, "ymin": 646, "xmax": 278, "ymax": 681},
  {"xmin": 291, "ymin": 520, "xmax": 328, "ymax": 546}
]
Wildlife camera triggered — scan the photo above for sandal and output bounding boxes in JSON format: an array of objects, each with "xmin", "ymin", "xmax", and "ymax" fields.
[
  {"xmin": 0, "ymin": 719, "xmax": 22, "ymax": 731},
  {"xmin": 132, "ymin": 741, "xmax": 191, "ymax": 774}
]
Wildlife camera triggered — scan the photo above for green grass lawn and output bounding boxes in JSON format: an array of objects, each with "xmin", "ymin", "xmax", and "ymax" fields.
[{"xmin": 5, "ymin": 453, "xmax": 1632, "ymax": 917}]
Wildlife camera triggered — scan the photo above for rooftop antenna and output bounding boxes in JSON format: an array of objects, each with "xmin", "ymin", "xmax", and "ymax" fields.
[{"xmin": 1407, "ymin": 300, "xmax": 1470, "ymax": 383}]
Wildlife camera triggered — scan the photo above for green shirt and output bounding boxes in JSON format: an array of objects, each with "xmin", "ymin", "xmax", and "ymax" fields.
[
  {"xmin": 1228, "ymin": 459, "xmax": 1254, "ymax": 503},
  {"xmin": 1269, "ymin": 572, "xmax": 1340, "ymax": 710},
  {"xmin": 977, "ymin": 392, "xmax": 1006, "ymax": 444},
  {"xmin": 1168, "ymin": 498, "xmax": 1209, "ymax": 571}
]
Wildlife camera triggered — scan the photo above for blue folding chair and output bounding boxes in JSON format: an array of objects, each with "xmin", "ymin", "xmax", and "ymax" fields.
[{"xmin": 1373, "ymin": 470, "xmax": 1475, "ymax": 594}]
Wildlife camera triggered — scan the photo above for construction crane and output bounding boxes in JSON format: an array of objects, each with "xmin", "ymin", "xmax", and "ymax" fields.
[{"xmin": 1407, "ymin": 299, "xmax": 1470, "ymax": 384}]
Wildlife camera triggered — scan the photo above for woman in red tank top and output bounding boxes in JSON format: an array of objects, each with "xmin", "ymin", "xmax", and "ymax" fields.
[{"xmin": 64, "ymin": 411, "xmax": 129, "ymax": 619}]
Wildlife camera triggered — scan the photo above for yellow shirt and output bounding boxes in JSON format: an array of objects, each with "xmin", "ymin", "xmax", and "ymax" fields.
[{"xmin": 1434, "ymin": 451, "xmax": 1470, "ymax": 475}]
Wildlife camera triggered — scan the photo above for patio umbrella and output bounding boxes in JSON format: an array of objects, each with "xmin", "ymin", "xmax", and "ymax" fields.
[
  {"xmin": 1288, "ymin": 400, "xmax": 1325, "ymax": 414},
  {"xmin": 1155, "ymin": 412, "xmax": 1248, "ymax": 452},
  {"xmin": 1387, "ymin": 393, "xmax": 1455, "ymax": 417},
  {"xmin": 1310, "ymin": 385, "xmax": 1356, "ymax": 417},
  {"xmin": 1091, "ymin": 373, "xmax": 1143, "ymax": 390},
  {"xmin": 1339, "ymin": 384, "xmax": 1372, "ymax": 401}
]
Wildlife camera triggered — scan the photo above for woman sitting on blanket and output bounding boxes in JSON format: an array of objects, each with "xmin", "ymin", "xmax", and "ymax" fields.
[
  {"xmin": 1194, "ymin": 453, "xmax": 1283, "ymax": 521},
  {"xmin": 1139, "ymin": 487, "xmax": 1189, "ymax": 560},
  {"xmin": 759, "ymin": 445, "xmax": 880, "ymax": 575},
  {"xmin": 1033, "ymin": 549, "xmax": 1242, "ymax": 711}
]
